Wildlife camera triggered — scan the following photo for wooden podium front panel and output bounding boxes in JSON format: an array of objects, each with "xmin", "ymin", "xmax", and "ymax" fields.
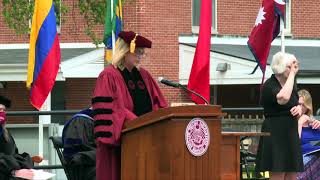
[
  {"xmin": 220, "ymin": 135, "xmax": 240, "ymax": 180},
  {"xmin": 121, "ymin": 118, "xmax": 221, "ymax": 180},
  {"xmin": 220, "ymin": 132, "xmax": 269, "ymax": 180}
]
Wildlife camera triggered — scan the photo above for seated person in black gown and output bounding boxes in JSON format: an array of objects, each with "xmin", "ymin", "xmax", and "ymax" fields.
[
  {"xmin": 0, "ymin": 95, "xmax": 34, "ymax": 180},
  {"xmin": 62, "ymin": 107, "xmax": 96, "ymax": 180}
]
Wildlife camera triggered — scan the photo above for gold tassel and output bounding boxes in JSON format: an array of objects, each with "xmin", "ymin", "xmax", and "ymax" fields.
[{"xmin": 130, "ymin": 34, "xmax": 138, "ymax": 53}]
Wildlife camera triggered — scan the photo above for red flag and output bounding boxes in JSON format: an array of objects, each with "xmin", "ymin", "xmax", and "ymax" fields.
[
  {"xmin": 187, "ymin": 0, "xmax": 212, "ymax": 104},
  {"xmin": 247, "ymin": 0, "xmax": 285, "ymax": 74}
]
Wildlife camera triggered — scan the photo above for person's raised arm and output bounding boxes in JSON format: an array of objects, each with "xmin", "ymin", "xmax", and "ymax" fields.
[{"xmin": 277, "ymin": 61, "xmax": 298, "ymax": 105}]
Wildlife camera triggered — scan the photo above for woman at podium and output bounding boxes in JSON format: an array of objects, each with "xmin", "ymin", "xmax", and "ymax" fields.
[
  {"xmin": 255, "ymin": 52, "xmax": 303, "ymax": 179},
  {"xmin": 92, "ymin": 31, "xmax": 167, "ymax": 180}
]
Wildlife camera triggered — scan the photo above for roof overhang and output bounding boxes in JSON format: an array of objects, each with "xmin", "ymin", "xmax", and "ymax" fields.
[
  {"xmin": 179, "ymin": 36, "xmax": 320, "ymax": 85},
  {"xmin": 0, "ymin": 44, "xmax": 105, "ymax": 81},
  {"xmin": 179, "ymin": 45, "xmax": 320, "ymax": 85},
  {"xmin": 0, "ymin": 64, "xmax": 64, "ymax": 81},
  {"xmin": 179, "ymin": 44, "xmax": 273, "ymax": 85},
  {"xmin": 60, "ymin": 48, "xmax": 104, "ymax": 78}
]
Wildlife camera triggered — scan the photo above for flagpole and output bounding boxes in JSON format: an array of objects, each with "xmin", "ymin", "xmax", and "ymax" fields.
[
  {"xmin": 281, "ymin": 19, "xmax": 285, "ymax": 53},
  {"xmin": 38, "ymin": 93, "xmax": 51, "ymax": 164},
  {"xmin": 111, "ymin": 0, "xmax": 116, "ymax": 58}
]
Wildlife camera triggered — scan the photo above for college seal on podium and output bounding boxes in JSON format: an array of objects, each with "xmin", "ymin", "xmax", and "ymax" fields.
[{"xmin": 185, "ymin": 118, "xmax": 210, "ymax": 156}]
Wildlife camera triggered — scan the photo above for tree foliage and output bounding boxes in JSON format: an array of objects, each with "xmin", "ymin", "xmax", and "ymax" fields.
[
  {"xmin": 2, "ymin": 0, "xmax": 106, "ymax": 46},
  {"xmin": 78, "ymin": 0, "xmax": 106, "ymax": 46},
  {"xmin": 2, "ymin": 0, "xmax": 34, "ymax": 35}
]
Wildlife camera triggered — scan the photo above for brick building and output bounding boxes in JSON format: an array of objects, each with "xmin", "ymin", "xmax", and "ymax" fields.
[{"xmin": 1, "ymin": 0, "xmax": 320, "ymax": 124}]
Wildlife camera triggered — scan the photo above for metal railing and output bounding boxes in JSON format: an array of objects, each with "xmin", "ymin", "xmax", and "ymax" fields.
[
  {"xmin": 6, "ymin": 110, "xmax": 80, "ymax": 116},
  {"xmin": 6, "ymin": 107, "xmax": 264, "ymax": 116},
  {"xmin": 222, "ymin": 107, "xmax": 263, "ymax": 112}
]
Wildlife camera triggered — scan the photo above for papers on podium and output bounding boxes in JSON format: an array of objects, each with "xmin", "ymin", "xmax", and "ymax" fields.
[{"xmin": 31, "ymin": 169, "xmax": 55, "ymax": 180}]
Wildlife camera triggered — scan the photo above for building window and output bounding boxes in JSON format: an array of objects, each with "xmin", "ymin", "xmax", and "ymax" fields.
[
  {"xmin": 192, "ymin": 0, "xmax": 217, "ymax": 33},
  {"xmin": 281, "ymin": 1, "xmax": 291, "ymax": 35}
]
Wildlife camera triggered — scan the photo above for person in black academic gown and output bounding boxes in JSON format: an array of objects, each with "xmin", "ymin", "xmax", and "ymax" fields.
[
  {"xmin": 0, "ymin": 95, "xmax": 34, "ymax": 180},
  {"xmin": 62, "ymin": 108, "xmax": 96, "ymax": 180}
]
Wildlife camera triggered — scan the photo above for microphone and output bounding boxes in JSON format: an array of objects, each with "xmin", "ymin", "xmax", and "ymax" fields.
[
  {"xmin": 158, "ymin": 77, "xmax": 180, "ymax": 88},
  {"xmin": 158, "ymin": 77, "xmax": 210, "ymax": 105}
]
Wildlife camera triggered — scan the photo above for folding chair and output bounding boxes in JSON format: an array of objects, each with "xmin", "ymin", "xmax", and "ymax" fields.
[
  {"xmin": 50, "ymin": 136, "xmax": 96, "ymax": 180},
  {"xmin": 240, "ymin": 136, "xmax": 269, "ymax": 180},
  {"xmin": 49, "ymin": 136, "xmax": 72, "ymax": 180}
]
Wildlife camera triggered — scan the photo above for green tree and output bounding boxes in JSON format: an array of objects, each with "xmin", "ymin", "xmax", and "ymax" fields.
[{"xmin": 2, "ymin": 0, "xmax": 107, "ymax": 46}]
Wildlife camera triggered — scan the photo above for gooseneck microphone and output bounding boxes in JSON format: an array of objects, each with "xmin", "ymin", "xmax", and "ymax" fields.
[
  {"xmin": 158, "ymin": 77, "xmax": 210, "ymax": 105},
  {"xmin": 158, "ymin": 77, "xmax": 180, "ymax": 88}
]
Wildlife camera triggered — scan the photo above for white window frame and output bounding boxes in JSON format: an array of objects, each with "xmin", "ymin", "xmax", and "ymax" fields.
[
  {"xmin": 281, "ymin": 1, "xmax": 291, "ymax": 35},
  {"xmin": 191, "ymin": 0, "xmax": 217, "ymax": 34},
  {"xmin": 281, "ymin": 0, "xmax": 292, "ymax": 36}
]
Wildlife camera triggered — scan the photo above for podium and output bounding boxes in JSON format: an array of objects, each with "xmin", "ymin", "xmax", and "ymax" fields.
[
  {"xmin": 220, "ymin": 132, "xmax": 269, "ymax": 180},
  {"xmin": 121, "ymin": 105, "xmax": 224, "ymax": 180}
]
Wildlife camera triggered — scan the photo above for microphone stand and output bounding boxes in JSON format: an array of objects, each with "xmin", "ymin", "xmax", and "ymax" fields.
[{"xmin": 178, "ymin": 84, "xmax": 210, "ymax": 105}]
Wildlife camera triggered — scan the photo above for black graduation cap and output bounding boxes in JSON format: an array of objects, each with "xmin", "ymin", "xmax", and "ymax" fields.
[{"xmin": 0, "ymin": 96, "xmax": 11, "ymax": 108}]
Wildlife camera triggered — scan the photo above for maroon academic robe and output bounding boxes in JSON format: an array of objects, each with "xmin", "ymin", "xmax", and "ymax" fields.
[{"xmin": 92, "ymin": 65, "xmax": 167, "ymax": 180}]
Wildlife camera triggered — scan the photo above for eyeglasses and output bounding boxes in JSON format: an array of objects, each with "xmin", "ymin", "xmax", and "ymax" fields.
[{"xmin": 134, "ymin": 49, "xmax": 145, "ymax": 59}]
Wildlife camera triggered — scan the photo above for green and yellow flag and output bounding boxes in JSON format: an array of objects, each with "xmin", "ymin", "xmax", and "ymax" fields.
[{"xmin": 104, "ymin": 0, "xmax": 123, "ymax": 63}]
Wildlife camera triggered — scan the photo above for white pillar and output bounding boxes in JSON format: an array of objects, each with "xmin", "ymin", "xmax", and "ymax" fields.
[
  {"xmin": 38, "ymin": 92, "xmax": 51, "ymax": 162},
  {"xmin": 281, "ymin": 18, "xmax": 285, "ymax": 53}
]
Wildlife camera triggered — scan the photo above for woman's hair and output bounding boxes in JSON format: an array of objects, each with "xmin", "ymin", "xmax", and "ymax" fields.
[
  {"xmin": 112, "ymin": 38, "xmax": 130, "ymax": 70},
  {"xmin": 271, "ymin": 52, "xmax": 295, "ymax": 74},
  {"xmin": 2, "ymin": 126, "xmax": 9, "ymax": 142},
  {"xmin": 298, "ymin": 89, "xmax": 313, "ymax": 116}
]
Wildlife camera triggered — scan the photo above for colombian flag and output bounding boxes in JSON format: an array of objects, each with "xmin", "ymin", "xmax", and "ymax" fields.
[{"xmin": 27, "ymin": 0, "xmax": 61, "ymax": 110}]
